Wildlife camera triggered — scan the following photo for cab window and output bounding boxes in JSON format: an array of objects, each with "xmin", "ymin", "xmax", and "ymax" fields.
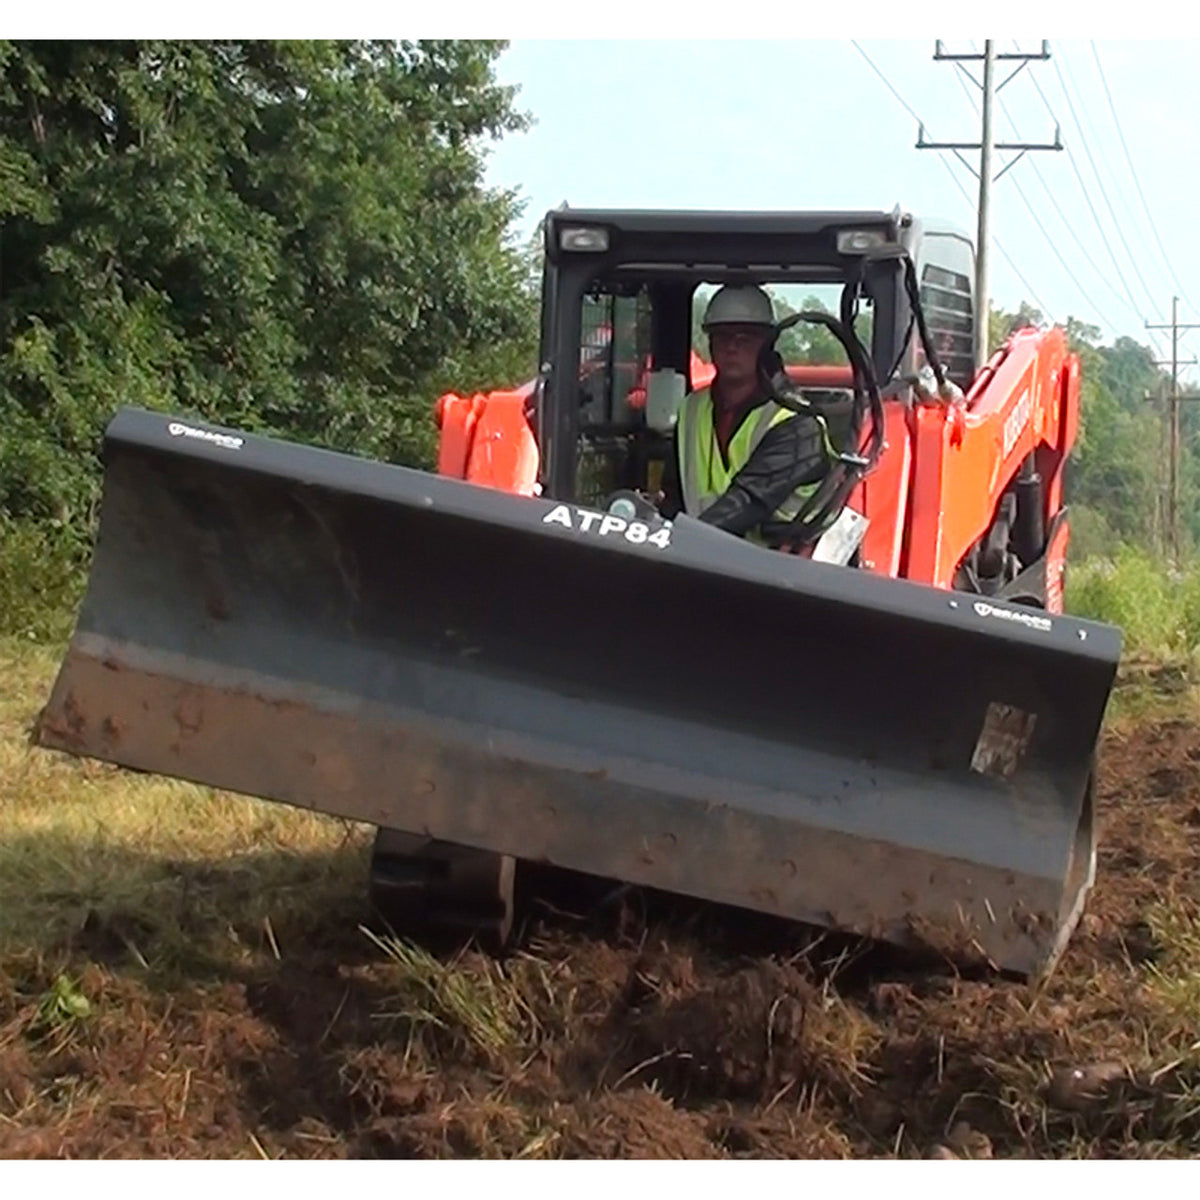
[{"xmin": 691, "ymin": 283, "xmax": 872, "ymax": 368}]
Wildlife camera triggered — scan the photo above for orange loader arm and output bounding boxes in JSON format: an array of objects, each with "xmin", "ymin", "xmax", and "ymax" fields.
[{"xmin": 897, "ymin": 326, "xmax": 1078, "ymax": 608}]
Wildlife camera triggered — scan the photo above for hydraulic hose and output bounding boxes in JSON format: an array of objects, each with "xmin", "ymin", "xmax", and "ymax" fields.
[
  {"xmin": 754, "ymin": 246, "xmax": 959, "ymax": 547},
  {"xmin": 755, "ymin": 307, "xmax": 884, "ymax": 545}
]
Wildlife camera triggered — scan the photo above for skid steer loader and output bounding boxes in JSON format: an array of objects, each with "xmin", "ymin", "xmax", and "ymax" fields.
[{"xmin": 35, "ymin": 207, "xmax": 1122, "ymax": 978}]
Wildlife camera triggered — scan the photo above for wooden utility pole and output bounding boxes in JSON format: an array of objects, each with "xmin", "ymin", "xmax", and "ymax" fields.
[
  {"xmin": 1146, "ymin": 297, "xmax": 1200, "ymax": 561},
  {"xmin": 917, "ymin": 40, "xmax": 1061, "ymax": 370},
  {"xmin": 977, "ymin": 41, "xmax": 995, "ymax": 376}
]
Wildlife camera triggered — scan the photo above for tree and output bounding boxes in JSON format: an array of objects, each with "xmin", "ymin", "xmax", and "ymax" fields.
[
  {"xmin": 979, "ymin": 303, "xmax": 1173, "ymax": 557},
  {"xmin": 1062, "ymin": 314, "xmax": 1166, "ymax": 554},
  {"xmin": 989, "ymin": 300, "xmax": 1044, "ymax": 352},
  {"xmin": 0, "ymin": 40, "xmax": 537, "ymax": 537}
]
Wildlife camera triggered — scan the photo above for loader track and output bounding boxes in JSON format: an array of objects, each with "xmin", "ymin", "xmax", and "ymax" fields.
[{"xmin": 367, "ymin": 828, "xmax": 516, "ymax": 954}]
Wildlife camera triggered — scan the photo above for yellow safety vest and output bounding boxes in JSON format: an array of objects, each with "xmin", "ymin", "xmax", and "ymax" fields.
[{"xmin": 676, "ymin": 388, "xmax": 818, "ymax": 538}]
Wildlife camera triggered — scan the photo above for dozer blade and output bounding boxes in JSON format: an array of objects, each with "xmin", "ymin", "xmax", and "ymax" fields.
[{"xmin": 37, "ymin": 407, "xmax": 1123, "ymax": 978}]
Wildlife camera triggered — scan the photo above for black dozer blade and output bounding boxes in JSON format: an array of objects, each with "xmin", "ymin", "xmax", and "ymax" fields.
[{"xmin": 37, "ymin": 407, "xmax": 1123, "ymax": 978}]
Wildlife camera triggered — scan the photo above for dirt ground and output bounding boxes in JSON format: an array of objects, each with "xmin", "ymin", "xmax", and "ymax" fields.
[{"xmin": 2, "ymin": 677, "xmax": 1200, "ymax": 1158}]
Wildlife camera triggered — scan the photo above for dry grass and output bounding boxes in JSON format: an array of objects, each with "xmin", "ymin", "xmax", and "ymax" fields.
[
  {"xmin": 0, "ymin": 638, "xmax": 373, "ymax": 970},
  {"xmin": 3, "ymin": 636, "xmax": 1200, "ymax": 1158}
]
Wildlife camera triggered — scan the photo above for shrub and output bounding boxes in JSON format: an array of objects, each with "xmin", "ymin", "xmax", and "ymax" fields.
[
  {"xmin": 1067, "ymin": 547, "xmax": 1193, "ymax": 657},
  {"xmin": 0, "ymin": 515, "xmax": 87, "ymax": 643}
]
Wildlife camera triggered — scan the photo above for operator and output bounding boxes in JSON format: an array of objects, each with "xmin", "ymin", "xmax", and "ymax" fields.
[{"xmin": 659, "ymin": 285, "xmax": 833, "ymax": 542}]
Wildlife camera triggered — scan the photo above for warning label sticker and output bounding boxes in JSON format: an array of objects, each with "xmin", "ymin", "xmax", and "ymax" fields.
[{"xmin": 971, "ymin": 702, "xmax": 1037, "ymax": 779}]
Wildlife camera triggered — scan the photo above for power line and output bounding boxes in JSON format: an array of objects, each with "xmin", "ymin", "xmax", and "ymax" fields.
[
  {"xmin": 1056, "ymin": 44, "xmax": 1166, "ymax": 295},
  {"xmin": 1053, "ymin": 45, "xmax": 1163, "ymax": 321},
  {"xmin": 849, "ymin": 41, "xmax": 1053, "ymax": 321},
  {"xmin": 951, "ymin": 52, "xmax": 981, "ymax": 114},
  {"xmin": 1057, "ymin": 45, "xmax": 1165, "ymax": 320},
  {"xmin": 937, "ymin": 154, "xmax": 1053, "ymax": 318},
  {"xmin": 849, "ymin": 40, "xmax": 925, "ymax": 127},
  {"xmin": 1025, "ymin": 51, "xmax": 1167, "ymax": 359},
  {"xmin": 1090, "ymin": 40, "xmax": 1198, "ymax": 316},
  {"xmin": 983, "ymin": 43, "xmax": 1138, "ymax": 331},
  {"xmin": 983, "ymin": 69, "xmax": 1128, "ymax": 336},
  {"xmin": 999, "ymin": 125, "xmax": 1135, "ymax": 325},
  {"xmin": 951, "ymin": 54, "xmax": 1113, "ymax": 332},
  {"xmin": 1006, "ymin": 172, "xmax": 1118, "ymax": 337}
]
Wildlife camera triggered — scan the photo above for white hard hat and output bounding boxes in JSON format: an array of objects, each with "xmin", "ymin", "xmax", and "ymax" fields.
[{"xmin": 702, "ymin": 285, "xmax": 775, "ymax": 330}]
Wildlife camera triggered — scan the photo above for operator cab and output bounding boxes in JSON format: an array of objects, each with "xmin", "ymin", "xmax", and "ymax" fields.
[{"xmin": 535, "ymin": 207, "xmax": 977, "ymax": 525}]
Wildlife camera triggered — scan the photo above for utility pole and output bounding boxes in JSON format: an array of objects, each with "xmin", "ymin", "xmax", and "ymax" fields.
[
  {"xmin": 977, "ymin": 41, "xmax": 994, "ymax": 377},
  {"xmin": 1146, "ymin": 296, "xmax": 1200, "ymax": 561},
  {"xmin": 917, "ymin": 40, "xmax": 1061, "ymax": 371}
]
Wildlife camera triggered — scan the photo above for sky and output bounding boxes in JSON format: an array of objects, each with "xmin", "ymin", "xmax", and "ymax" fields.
[{"xmin": 480, "ymin": 38, "xmax": 1200, "ymax": 383}]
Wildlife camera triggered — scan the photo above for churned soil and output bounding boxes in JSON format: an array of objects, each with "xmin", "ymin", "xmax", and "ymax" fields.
[{"xmin": 2, "ymin": 709, "xmax": 1199, "ymax": 1159}]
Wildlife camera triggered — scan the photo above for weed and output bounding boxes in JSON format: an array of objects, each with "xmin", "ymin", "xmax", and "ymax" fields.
[
  {"xmin": 1068, "ymin": 547, "xmax": 1200, "ymax": 657},
  {"xmin": 31, "ymin": 973, "xmax": 90, "ymax": 1038}
]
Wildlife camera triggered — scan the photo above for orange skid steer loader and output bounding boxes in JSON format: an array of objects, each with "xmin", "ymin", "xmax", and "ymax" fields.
[{"xmin": 36, "ymin": 208, "xmax": 1122, "ymax": 978}]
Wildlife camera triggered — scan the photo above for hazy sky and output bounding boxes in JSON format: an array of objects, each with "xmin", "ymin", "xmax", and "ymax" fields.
[{"xmin": 482, "ymin": 38, "xmax": 1200, "ymax": 381}]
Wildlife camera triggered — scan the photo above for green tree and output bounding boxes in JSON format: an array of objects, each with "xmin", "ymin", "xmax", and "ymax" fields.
[
  {"xmin": 771, "ymin": 292, "xmax": 861, "ymax": 366},
  {"xmin": 989, "ymin": 300, "xmax": 1044, "ymax": 352},
  {"xmin": 1063, "ymin": 315, "xmax": 1165, "ymax": 554},
  {"xmin": 0, "ymin": 40, "xmax": 537, "ymax": 539},
  {"xmin": 982, "ymin": 304, "xmax": 1171, "ymax": 559}
]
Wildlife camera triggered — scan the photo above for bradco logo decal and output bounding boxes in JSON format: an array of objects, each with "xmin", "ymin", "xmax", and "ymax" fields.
[
  {"xmin": 973, "ymin": 600, "xmax": 1052, "ymax": 633},
  {"xmin": 167, "ymin": 421, "xmax": 244, "ymax": 450}
]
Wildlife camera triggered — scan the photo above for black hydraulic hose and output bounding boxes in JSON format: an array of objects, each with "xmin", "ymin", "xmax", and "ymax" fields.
[
  {"xmin": 755, "ymin": 308, "xmax": 885, "ymax": 543},
  {"xmin": 772, "ymin": 309, "xmax": 885, "ymax": 470},
  {"xmin": 751, "ymin": 245, "xmax": 957, "ymax": 547},
  {"xmin": 852, "ymin": 244, "xmax": 952, "ymax": 391},
  {"xmin": 901, "ymin": 255, "xmax": 950, "ymax": 390}
]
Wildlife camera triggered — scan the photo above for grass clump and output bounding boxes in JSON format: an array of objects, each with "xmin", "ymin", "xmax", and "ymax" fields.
[
  {"xmin": 363, "ymin": 926, "xmax": 524, "ymax": 1059},
  {"xmin": 31, "ymin": 973, "xmax": 91, "ymax": 1038}
]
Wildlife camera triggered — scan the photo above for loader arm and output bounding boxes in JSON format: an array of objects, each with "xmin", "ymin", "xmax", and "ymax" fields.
[{"xmin": 903, "ymin": 326, "xmax": 1078, "ymax": 599}]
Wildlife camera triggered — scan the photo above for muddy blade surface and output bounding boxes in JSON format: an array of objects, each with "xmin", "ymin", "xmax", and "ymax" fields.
[{"xmin": 38, "ymin": 407, "xmax": 1123, "ymax": 977}]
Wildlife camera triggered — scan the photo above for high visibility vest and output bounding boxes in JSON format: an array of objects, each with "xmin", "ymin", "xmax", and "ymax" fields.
[{"xmin": 676, "ymin": 388, "xmax": 819, "ymax": 535}]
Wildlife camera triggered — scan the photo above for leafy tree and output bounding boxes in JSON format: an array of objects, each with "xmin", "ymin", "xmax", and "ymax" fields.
[
  {"xmin": 950, "ymin": 303, "xmax": 1173, "ymax": 560},
  {"xmin": 989, "ymin": 301, "xmax": 1044, "ymax": 351},
  {"xmin": 1054, "ymin": 313, "xmax": 1165, "ymax": 555},
  {"xmin": 0, "ymin": 39, "xmax": 537, "ymax": 541}
]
